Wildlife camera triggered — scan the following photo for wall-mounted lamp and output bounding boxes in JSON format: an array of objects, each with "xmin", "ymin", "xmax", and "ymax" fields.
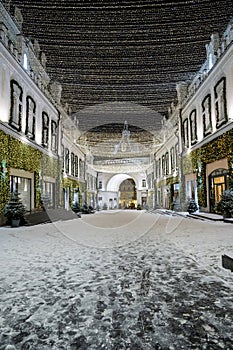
[{"xmin": 1, "ymin": 160, "xmax": 7, "ymax": 182}]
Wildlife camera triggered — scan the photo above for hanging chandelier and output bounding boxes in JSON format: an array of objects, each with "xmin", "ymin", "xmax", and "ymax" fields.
[{"xmin": 113, "ymin": 121, "xmax": 131, "ymax": 154}]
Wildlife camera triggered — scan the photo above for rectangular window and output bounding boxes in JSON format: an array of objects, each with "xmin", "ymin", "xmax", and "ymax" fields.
[
  {"xmin": 182, "ymin": 118, "xmax": 189, "ymax": 148},
  {"xmin": 147, "ymin": 174, "xmax": 151, "ymax": 189},
  {"xmin": 10, "ymin": 80, "xmax": 23, "ymax": 131},
  {"xmin": 88, "ymin": 175, "xmax": 91, "ymax": 190},
  {"xmin": 175, "ymin": 143, "xmax": 179, "ymax": 169},
  {"xmin": 61, "ymin": 144, "xmax": 64, "ymax": 171},
  {"xmin": 214, "ymin": 77, "xmax": 227, "ymax": 129},
  {"xmin": 42, "ymin": 112, "xmax": 49, "ymax": 148},
  {"xmin": 158, "ymin": 158, "xmax": 161, "ymax": 178},
  {"xmin": 165, "ymin": 152, "xmax": 169, "ymax": 175},
  {"xmin": 189, "ymin": 109, "xmax": 197, "ymax": 145},
  {"xmin": 26, "ymin": 96, "xmax": 36, "ymax": 140},
  {"xmin": 71, "ymin": 152, "xmax": 75, "ymax": 176},
  {"xmin": 79, "ymin": 159, "xmax": 85, "ymax": 179},
  {"xmin": 65, "ymin": 148, "xmax": 69, "ymax": 173},
  {"xmin": 75, "ymin": 155, "xmax": 79, "ymax": 177},
  {"xmin": 51, "ymin": 120, "xmax": 57, "ymax": 152},
  {"xmin": 155, "ymin": 160, "xmax": 158, "ymax": 178},
  {"xmin": 42, "ymin": 181, "xmax": 55, "ymax": 208},
  {"xmin": 202, "ymin": 94, "xmax": 212, "ymax": 137},
  {"xmin": 170, "ymin": 147, "xmax": 175, "ymax": 172},
  {"xmin": 10, "ymin": 176, "xmax": 31, "ymax": 211},
  {"xmin": 186, "ymin": 180, "xmax": 196, "ymax": 200},
  {"xmin": 162, "ymin": 155, "xmax": 165, "ymax": 176}
]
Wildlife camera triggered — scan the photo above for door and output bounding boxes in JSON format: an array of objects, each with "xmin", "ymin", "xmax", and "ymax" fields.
[
  {"xmin": 10, "ymin": 175, "xmax": 31, "ymax": 211},
  {"xmin": 209, "ymin": 171, "xmax": 227, "ymax": 212},
  {"xmin": 214, "ymin": 180, "xmax": 225, "ymax": 203}
]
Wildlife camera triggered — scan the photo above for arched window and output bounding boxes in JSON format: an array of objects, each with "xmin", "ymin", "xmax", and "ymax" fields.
[
  {"xmin": 142, "ymin": 179, "xmax": 146, "ymax": 187},
  {"xmin": 71, "ymin": 152, "xmax": 75, "ymax": 175},
  {"xmin": 9, "ymin": 80, "xmax": 23, "ymax": 131},
  {"xmin": 65, "ymin": 148, "xmax": 70, "ymax": 174},
  {"xmin": 42, "ymin": 112, "xmax": 49, "ymax": 148},
  {"xmin": 26, "ymin": 96, "xmax": 36, "ymax": 139},
  {"xmin": 51, "ymin": 120, "xmax": 57, "ymax": 152},
  {"xmin": 170, "ymin": 147, "xmax": 175, "ymax": 172},
  {"xmin": 215, "ymin": 77, "xmax": 227, "ymax": 129},
  {"xmin": 182, "ymin": 118, "xmax": 189, "ymax": 148},
  {"xmin": 75, "ymin": 155, "xmax": 79, "ymax": 177},
  {"xmin": 189, "ymin": 109, "xmax": 197, "ymax": 145},
  {"xmin": 23, "ymin": 53, "xmax": 28, "ymax": 70},
  {"xmin": 202, "ymin": 94, "xmax": 212, "ymax": 137}
]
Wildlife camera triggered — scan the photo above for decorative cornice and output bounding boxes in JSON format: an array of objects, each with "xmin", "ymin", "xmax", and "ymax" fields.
[{"xmin": 0, "ymin": 3, "xmax": 20, "ymax": 36}]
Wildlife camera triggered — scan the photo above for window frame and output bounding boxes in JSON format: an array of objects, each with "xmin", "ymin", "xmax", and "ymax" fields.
[
  {"xmin": 202, "ymin": 94, "xmax": 212, "ymax": 137},
  {"xmin": 42, "ymin": 112, "xmax": 49, "ymax": 148},
  {"xmin": 214, "ymin": 77, "xmax": 227, "ymax": 129},
  {"xmin": 9, "ymin": 79, "xmax": 23, "ymax": 132},
  {"xmin": 189, "ymin": 109, "xmax": 197, "ymax": 145},
  {"xmin": 51, "ymin": 120, "xmax": 57, "ymax": 153},
  {"xmin": 25, "ymin": 96, "xmax": 36, "ymax": 140}
]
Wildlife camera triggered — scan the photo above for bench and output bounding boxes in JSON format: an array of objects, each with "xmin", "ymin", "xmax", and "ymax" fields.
[{"xmin": 222, "ymin": 252, "xmax": 233, "ymax": 272}]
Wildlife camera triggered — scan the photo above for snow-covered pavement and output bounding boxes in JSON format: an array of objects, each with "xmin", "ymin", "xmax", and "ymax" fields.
[{"xmin": 0, "ymin": 210, "xmax": 232, "ymax": 349}]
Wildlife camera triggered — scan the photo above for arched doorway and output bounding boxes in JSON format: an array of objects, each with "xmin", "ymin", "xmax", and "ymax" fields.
[
  {"xmin": 119, "ymin": 178, "xmax": 137, "ymax": 209},
  {"xmin": 209, "ymin": 168, "xmax": 229, "ymax": 212}
]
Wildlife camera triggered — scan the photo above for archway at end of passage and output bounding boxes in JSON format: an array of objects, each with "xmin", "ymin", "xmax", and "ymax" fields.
[
  {"xmin": 119, "ymin": 178, "xmax": 137, "ymax": 209},
  {"xmin": 106, "ymin": 174, "xmax": 137, "ymax": 210},
  {"xmin": 106, "ymin": 173, "xmax": 136, "ymax": 192}
]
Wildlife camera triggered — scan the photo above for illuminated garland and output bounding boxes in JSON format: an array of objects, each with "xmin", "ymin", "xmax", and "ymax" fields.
[
  {"xmin": 10, "ymin": 0, "xmax": 233, "ymax": 116},
  {"xmin": 0, "ymin": 130, "xmax": 60, "ymax": 213},
  {"xmin": 62, "ymin": 177, "xmax": 86, "ymax": 207},
  {"xmin": 188, "ymin": 129, "xmax": 233, "ymax": 207}
]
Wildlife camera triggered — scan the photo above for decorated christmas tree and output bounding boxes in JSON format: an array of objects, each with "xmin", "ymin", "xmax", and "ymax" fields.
[
  {"xmin": 187, "ymin": 199, "xmax": 198, "ymax": 214},
  {"xmin": 215, "ymin": 190, "xmax": 233, "ymax": 218},
  {"xmin": 3, "ymin": 191, "xmax": 26, "ymax": 225}
]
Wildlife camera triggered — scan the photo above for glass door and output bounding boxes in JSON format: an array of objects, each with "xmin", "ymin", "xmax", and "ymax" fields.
[
  {"xmin": 209, "ymin": 172, "xmax": 227, "ymax": 212},
  {"xmin": 214, "ymin": 178, "xmax": 225, "ymax": 203},
  {"xmin": 10, "ymin": 176, "xmax": 31, "ymax": 211},
  {"xmin": 43, "ymin": 181, "xmax": 55, "ymax": 208}
]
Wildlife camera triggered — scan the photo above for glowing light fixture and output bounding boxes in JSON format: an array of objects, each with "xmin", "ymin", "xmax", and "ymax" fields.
[{"xmin": 113, "ymin": 121, "xmax": 131, "ymax": 154}]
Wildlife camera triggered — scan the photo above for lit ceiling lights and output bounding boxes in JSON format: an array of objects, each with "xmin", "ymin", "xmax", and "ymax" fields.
[{"xmin": 113, "ymin": 121, "xmax": 131, "ymax": 154}]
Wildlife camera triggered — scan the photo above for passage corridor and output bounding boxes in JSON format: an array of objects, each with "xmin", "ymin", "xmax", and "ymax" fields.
[{"xmin": 0, "ymin": 211, "xmax": 232, "ymax": 349}]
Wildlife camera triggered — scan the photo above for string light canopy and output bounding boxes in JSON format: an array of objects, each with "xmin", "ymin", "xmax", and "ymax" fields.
[{"xmin": 10, "ymin": 0, "xmax": 232, "ymax": 119}]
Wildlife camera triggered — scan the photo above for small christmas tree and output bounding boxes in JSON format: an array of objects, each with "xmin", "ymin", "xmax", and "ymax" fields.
[
  {"xmin": 215, "ymin": 190, "xmax": 233, "ymax": 218},
  {"xmin": 3, "ymin": 191, "xmax": 26, "ymax": 225},
  {"xmin": 102, "ymin": 203, "xmax": 108, "ymax": 210},
  {"xmin": 72, "ymin": 201, "xmax": 80, "ymax": 213},
  {"xmin": 187, "ymin": 199, "xmax": 198, "ymax": 214}
]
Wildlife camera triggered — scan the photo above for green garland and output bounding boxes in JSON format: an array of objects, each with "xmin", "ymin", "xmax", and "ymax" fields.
[
  {"xmin": 166, "ymin": 176, "xmax": 179, "ymax": 185},
  {"xmin": 41, "ymin": 154, "xmax": 59, "ymax": 178},
  {"xmin": 182, "ymin": 156, "xmax": 193, "ymax": 175},
  {"xmin": 189, "ymin": 129, "xmax": 233, "ymax": 207},
  {"xmin": 0, "ymin": 130, "xmax": 60, "ymax": 214},
  {"xmin": 62, "ymin": 178, "xmax": 86, "ymax": 207}
]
